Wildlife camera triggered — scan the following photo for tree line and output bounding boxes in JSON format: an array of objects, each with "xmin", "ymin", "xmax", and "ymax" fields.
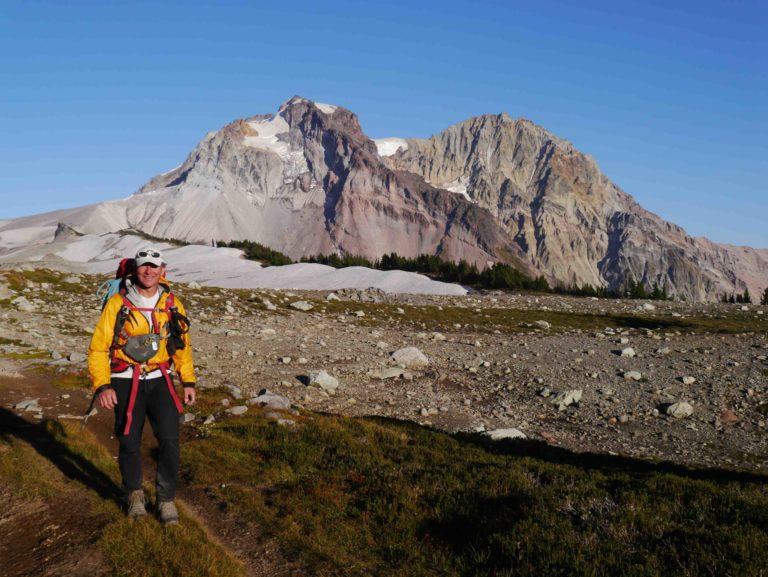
[
  {"xmin": 302, "ymin": 252, "xmax": 552, "ymax": 291},
  {"xmin": 219, "ymin": 240, "xmax": 697, "ymax": 300},
  {"xmin": 120, "ymin": 233, "xmax": 768, "ymax": 304},
  {"xmin": 722, "ymin": 287, "xmax": 768, "ymax": 305},
  {"xmin": 554, "ymin": 278, "xmax": 670, "ymax": 301}
]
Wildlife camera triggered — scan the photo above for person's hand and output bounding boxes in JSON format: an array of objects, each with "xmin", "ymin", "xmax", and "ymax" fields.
[
  {"xmin": 183, "ymin": 387, "xmax": 196, "ymax": 406},
  {"xmin": 98, "ymin": 388, "xmax": 118, "ymax": 409}
]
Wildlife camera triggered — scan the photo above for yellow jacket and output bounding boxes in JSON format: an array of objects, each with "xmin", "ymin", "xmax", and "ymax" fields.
[{"xmin": 87, "ymin": 285, "xmax": 196, "ymax": 391}]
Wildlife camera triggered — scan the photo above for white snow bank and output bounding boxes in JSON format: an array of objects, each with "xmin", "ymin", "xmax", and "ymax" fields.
[
  {"xmin": 209, "ymin": 263, "xmax": 465, "ymax": 295},
  {"xmin": 0, "ymin": 230, "xmax": 466, "ymax": 296},
  {"xmin": 0, "ymin": 225, "xmax": 56, "ymax": 247},
  {"xmin": 374, "ymin": 138, "xmax": 409, "ymax": 157}
]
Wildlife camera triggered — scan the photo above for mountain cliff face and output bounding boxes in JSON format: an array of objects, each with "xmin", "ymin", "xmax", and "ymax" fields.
[
  {"xmin": 383, "ymin": 113, "xmax": 768, "ymax": 301},
  {"xmin": 128, "ymin": 97, "xmax": 530, "ymax": 273},
  {"xmin": 1, "ymin": 97, "xmax": 764, "ymax": 301}
]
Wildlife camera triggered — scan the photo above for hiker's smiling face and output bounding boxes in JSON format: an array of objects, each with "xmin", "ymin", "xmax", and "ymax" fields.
[{"xmin": 136, "ymin": 263, "xmax": 165, "ymax": 292}]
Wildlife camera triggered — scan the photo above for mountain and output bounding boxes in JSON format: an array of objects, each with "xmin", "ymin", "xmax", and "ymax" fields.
[
  {"xmin": 127, "ymin": 97, "xmax": 531, "ymax": 274},
  {"xmin": 382, "ymin": 113, "xmax": 768, "ymax": 301},
  {"xmin": 0, "ymin": 96, "xmax": 765, "ymax": 301}
]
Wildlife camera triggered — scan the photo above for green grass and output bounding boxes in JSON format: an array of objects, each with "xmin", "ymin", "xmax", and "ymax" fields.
[
  {"xmin": 2, "ymin": 268, "xmax": 92, "ymax": 304},
  {"xmin": 0, "ymin": 336, "xmax": 27, "ymax": 347},
  {"xmin": 0, "ymin": 419, "xmax": 245, "ymax": 577},
  {"xmin": 288, "ymin": 299, "xmax": 768, "ymax": 335},
  {"xmin": 1, "ymin": 351, "xmax": 50, "ymax": 360},
  {"xmin": 5, "ymin": 268, "xmax": 766, "ymax": 336},
  {"xmin": 182, "ymin": 411, "xmax": 768, "ymax": 577},
  {"xmin": 29, "ymin": 364, "xmax": 93, "ymax": 391}
]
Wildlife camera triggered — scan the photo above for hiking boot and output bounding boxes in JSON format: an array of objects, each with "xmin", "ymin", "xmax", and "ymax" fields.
[
  {"xmin": 126, "ymin": 490, "xmax": 147, "ymax": 518},
  {"xmin": 158, "ymin": 500, "xmax": 179, "ymax": 525}
]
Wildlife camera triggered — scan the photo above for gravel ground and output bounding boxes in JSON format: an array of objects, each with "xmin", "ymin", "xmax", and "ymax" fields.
[{"xmin": 2, "ymin": 272, "xmax": 767, "ymax": 472}]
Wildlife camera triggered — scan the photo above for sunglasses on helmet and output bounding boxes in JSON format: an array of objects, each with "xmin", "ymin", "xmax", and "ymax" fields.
[{"xmin": 137, "ymin": 250, "xmax": 161, "ymax": 258}]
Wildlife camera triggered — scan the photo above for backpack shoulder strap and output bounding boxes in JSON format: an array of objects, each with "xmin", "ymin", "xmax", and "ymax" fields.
[{"xmin": 164, "ymin": 292, "xmax": 175, "ymax": 312}]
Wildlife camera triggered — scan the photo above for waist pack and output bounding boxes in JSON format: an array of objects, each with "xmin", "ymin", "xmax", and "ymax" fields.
[{"xmin": 122, "ymin": 333, "xmax": 162, "ymax": 363}]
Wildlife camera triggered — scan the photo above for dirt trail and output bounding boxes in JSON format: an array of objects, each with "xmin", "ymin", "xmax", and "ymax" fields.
[
  {"xmin": 0, "ymin": 365, "xmax": 303, "ymax": 577},
  {"xmin": 0, "ymin": 371, "xmax": 112, "ymax": 577}
]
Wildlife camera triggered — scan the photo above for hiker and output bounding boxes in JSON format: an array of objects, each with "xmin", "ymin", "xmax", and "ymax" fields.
[{"xmin": 87, "ymin": 247, "xmax": 196, "ymax": 525}]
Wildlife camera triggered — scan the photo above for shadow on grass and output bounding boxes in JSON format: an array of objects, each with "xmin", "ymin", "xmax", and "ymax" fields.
[
  {"xmin": 603, "ymin": 314, "xmax": 691, "ymax": 331},
  {"xmin": 0, "ymin": 407, "xmax": 123, "ymax": 503},
  {"xmin": 361, "ymin": 414, "xmax": 768, "ymax": 485}
]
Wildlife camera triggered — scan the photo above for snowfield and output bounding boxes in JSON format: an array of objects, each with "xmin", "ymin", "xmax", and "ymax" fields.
[
  {"xmin": 0, "ymin": 228, "xmax": 467, "ymax": 296},
  {"xmin": 374, "ymin": 138, "xmax": 409, "ymax": 157}
]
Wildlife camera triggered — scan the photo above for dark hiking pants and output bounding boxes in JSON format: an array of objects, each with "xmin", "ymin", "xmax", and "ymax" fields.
[{"xmin": 112, "ymin": 375, "xmax": 180, "ymax": 502}]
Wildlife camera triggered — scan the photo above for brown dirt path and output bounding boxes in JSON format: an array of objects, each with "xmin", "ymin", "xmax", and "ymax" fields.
[{"xmin": 0, "ymin": 361, "xmax": 305, "ymax": 577}]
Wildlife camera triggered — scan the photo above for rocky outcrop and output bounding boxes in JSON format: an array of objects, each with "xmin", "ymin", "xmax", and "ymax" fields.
[{"xmin": 385, "ymin": 113, "xmax": 768, "ymax": 300}]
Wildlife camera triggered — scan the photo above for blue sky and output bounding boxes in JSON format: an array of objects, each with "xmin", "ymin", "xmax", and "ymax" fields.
[{"xmin": 1, "ymin": 0, "xmax": 765, "ymax": 247}]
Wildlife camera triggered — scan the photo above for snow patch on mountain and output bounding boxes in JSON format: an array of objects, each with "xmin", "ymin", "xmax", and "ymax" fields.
[
  {"xmin": 244, "ymin": 114, "xmax": 290, "ymax": 156},
  {"xmin": 315, "ymin": 102, "xmax": 337, "ymax": 114},
  {"xmin": 0, "ymin": 225, "xmax": 55, "ymax": 247},
  {"xmin": 444, "ymin": 176, "xmax": 473, "ymax": 202},
  {"xmin": 374, "ymin": 138, "xmax": 409, "ymax": 157}
]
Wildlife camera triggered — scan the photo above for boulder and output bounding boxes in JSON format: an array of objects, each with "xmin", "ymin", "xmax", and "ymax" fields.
[
  {"xmin": 247, "ymin": 389, "xmax": 294, "ymax": 412},
  {"xmin": 307, "ymin": 370, "xmax": 339, "ymax": 392},
  {"xmin": 222, "ymin": 383, "xmax": 243, "ymax": 399},
  {"xmin": 14, "ymin": 398, "xmax": 41, "ymax": 411},
  {"xmin": 391, "ymin": 347, "xmax": 429, "ymax": 369},
  {"xmin": 12, "ymin": 296, "xmax": 35, "ymax": 312},
  {"xmin": 550, "ymin": 389, "xmax": 582, "ymax": 411},
  {"xmin": 484, "ymin": 428, "xmax": 527, "ymax": 440},
  {"xmin": 259, "ymin": 328, "xmax": 277, "ymax": 339},
  {"xmin": 369, "ymin": 367, "xmax": 406, "ymax": 380},
  {"xmin": 0, "ymin": 282, "xmax": 14, "ymax": 299},
  {"xmin": 665, "ymin": 402, "xmax": 693, "ymax": 419},
  {"xmin": 262, "ymin": 298, "xmax": 277, "ymax": 311},
  {"xmin": 719, "ymin": 409, "xmax": 740, "ymax": 424},
  {"xmin": 290, "ymin": 301, "xmax": 314, "ymax": 311}
]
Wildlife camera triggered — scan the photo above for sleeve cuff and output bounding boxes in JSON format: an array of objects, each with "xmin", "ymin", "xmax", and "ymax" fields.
[
  {"xmin": 94, "ymin": 384, "xmax": 114, "ymax": 395},
  {"xmin": 182, "ymin": 382, "xmax": 196, "ymax": 389}
]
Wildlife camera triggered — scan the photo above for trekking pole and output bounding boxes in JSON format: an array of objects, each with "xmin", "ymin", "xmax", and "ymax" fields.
[{"xmin": 80, "ymin": 394, "xmax": 98, "ymax": 432}]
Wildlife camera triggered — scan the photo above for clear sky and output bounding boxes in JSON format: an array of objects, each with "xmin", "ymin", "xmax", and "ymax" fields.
[{"xmin": 1, "ymin": 0, "xmax": 765, "ymax": 247}]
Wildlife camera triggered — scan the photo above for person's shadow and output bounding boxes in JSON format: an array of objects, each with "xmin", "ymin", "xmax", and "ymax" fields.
[{"xmin": 0, "ymin": 407, "xmax": 122, "ymax": 503}]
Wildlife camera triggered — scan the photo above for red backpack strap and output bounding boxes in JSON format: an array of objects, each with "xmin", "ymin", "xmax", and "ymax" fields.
[{"xmin": 122, "ymin": 292, "xmax": 170, "ymax": 331}]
